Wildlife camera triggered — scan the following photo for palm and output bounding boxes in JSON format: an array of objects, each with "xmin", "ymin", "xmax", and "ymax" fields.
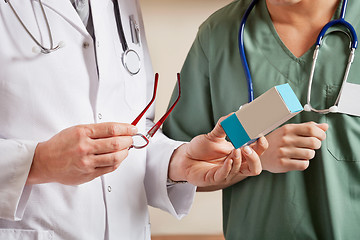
[{"xmin": 182, "ymin": 131, "xmax": 235, "ymax": 187}]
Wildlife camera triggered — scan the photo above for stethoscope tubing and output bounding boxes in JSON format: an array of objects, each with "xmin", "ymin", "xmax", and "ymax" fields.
[
  {"xmin": 305, "ymin": 0, "xmax": 358, "ymax": 114},
  {"xmin": 239, "ymin": 0, "xmax": 259, "ymax": 103},
  {"xmin": 112, "ymin": 0, "xmax": 128, "ymax": 52},
  {"xmin": 316, "ymin": 19, "xmax": 358, "ymax": 49}
]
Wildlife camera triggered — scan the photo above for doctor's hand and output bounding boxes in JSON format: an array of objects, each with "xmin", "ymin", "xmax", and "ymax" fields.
[
  {"xmin": 261, "ymin": 122, "xmax": 328, "ymax": 173},
  {"xmin": 27, "ymin": 122, "xmax": 137, "ymax": 185},
  {"xmin": 168, "ymin": 117, "xmax": 268, "ymax": 189}
]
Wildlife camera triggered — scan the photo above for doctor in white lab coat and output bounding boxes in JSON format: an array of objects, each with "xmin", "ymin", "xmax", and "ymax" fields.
[{"xmin": 0, "ymin": 0, "xmax": 267, "ymax": 239}]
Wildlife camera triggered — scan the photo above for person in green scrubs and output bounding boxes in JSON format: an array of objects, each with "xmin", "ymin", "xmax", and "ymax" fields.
[{"xmin": 163, "ymin": 0, "xmax": 360, "ymax": 239}]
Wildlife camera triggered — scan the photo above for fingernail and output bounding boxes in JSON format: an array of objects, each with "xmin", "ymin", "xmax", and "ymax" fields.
[
  {"xmin": 131, "ymin": 126, "xmax": 138, "ymax": 135},
  {"xmin": 244, "ymin": 146, "xmax": 253, "ymax": 155}
]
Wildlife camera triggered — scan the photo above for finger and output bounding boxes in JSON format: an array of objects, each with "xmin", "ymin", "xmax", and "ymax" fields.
[
  {"xmin": 213, "ymin": 158, "xmax": 233, "ymax": 183},
  {"xmin": 280, "ymin": 147, "xmax": 316, "ymax": 160},
  {"xmin": 91, "ymin": 149, "xmax": 129, "ymax": 168},
  {"xmin": 292, "ymin": 122, "xmax": 327, "ymax": 140},
  {"xmin": 284, "ymin": 136, "xmax": 322, "ymax": 150},
  {"xmin": 91, "ymin": 136, "xmax": 133, "ymax": 154},
  {"xmin": 280, "ymin": 159, "xmax": 310, "ymax": 172},
  {"xmin": 85, "ymin": 122, "xmax": 138, "ymax": 139},
  {"xmin": 317, "ymin": 123, "xmax": 329, "ymax": 132},
  {"xmin": 92, "ymin": 165, "xmax": 121, "ymax": 179},
  {"xmin": 224, "ymin": 149, "xmax": 242, "ymax": 180},
  {"xmin": 250, "ymin": 136, "xmax": 268, "ymax": 156},
  {"xmin": 239, "ymin": 161, "xmax": 250, "ymax": 175},
  {"xmin": 241, "ymin": 146, "xmax": 262, "ymax": 175}
]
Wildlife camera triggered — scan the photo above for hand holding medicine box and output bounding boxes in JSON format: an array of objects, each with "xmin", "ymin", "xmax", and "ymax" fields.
[{"xmin": 220, "ymin": 84, "xmax": 303, "ymax": 149}]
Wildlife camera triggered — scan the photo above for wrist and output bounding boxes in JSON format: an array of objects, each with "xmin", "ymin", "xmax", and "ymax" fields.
[
  {"xmin": 27, "ymin": 142, "xmax": 50, "ymax": 185},
  {"xmin": 168, "ymin": 144, "xmax": 188, "ymax": 182}
]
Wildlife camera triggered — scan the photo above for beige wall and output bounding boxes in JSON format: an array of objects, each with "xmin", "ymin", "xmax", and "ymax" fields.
[{"xmin": 140, "ymin": 0, "xmax": 232, "ymax": 235}]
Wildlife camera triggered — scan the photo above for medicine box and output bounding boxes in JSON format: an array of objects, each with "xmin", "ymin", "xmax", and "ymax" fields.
[{"xmin": 220, "ymin": 83, "xmax": 303, "ymax": 149}]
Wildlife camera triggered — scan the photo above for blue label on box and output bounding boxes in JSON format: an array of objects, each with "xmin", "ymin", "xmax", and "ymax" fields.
[
  {"xmin": 276, "ymin": 84, "xmax": 303, "ymax": 113},
  {"xmin": 220, "ymin": 113, "xmax": 251, "ymax": 149}
]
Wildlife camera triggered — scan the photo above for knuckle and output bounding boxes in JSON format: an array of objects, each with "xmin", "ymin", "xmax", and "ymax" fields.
[
  {"xmin": 282, "ymin": 123, "xmax": 297, "ymax": 135},
  {"xmin": 74, "ymin": 126, "xmax": 88, "ymax": 139},
  {"xmin": 77, "ymin": 157, "xmax": 92, "ymax": 170},
  {"xmin": 253, "ymin": 168, "xmax": 262, "ymax": 176},
  {"xmin": 111, "ymin": 138, "xmax": 122, "ymax": 150},
  {"xmin": 82, "ymin": 126, "xmax": 94, "ymax": 137},
  {"xmin": 76, "ymin": 142, "xmax": 90, "ymax": 155},
  {"xmin": 282, "ymin": 136, "xmax": 291, "ymax": 146},
  {"xmin": 278, "ymin": 158, "xmax": 287, "ymax": 167},
  {"xmin": 281, "ymin": 125, "xmax": 291, "ymax": 135},
  {"xmin": 108, "ymin": 124, "xmax": 118, "ymax": 136},
  {"xmin": 278, "ymin": 147, "xmax": 287, "ymax": 158},
  {"xmin": 277, "ymin": 137, "xmax": 286, "ymax": 148},
  {"xmin": 306, "ymin": 125, "xmax": 316, "ymax": 136}
]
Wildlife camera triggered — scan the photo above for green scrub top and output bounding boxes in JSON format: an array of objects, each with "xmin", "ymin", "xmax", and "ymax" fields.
[{"xmin": 163, "ymin": 0, "xmax": 360, "ymax": 239}]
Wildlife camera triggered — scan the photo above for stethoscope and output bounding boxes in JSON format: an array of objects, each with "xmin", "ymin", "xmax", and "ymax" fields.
[
  {"xmin": 112, "ymin": 0, "xmax": 141, "ymax": 75},
  {"xmin": 239, "ymin": 0, "xmax": 358, "ymax": 114},
  {"xmin": 5, "ymin": 0, "xmax": 65, "ymax": 54},
  {"xmin": 5, "ymin": 0, "xmax": 141, "ymax": 75}
]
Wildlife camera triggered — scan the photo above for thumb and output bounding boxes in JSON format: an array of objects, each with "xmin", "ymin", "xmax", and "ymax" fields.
[
  {"xmin": 250, "ymin": 136, "xmax": 268, "ymax": 156},
  {"xmin": 208, "ymin": 113, "xmax": 234, "ymax": 140}
]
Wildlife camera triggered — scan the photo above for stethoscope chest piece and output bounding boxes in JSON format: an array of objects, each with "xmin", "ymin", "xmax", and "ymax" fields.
[{"xmin": 122, "ymin": 49, "xmax": 141, "ymax": 75}]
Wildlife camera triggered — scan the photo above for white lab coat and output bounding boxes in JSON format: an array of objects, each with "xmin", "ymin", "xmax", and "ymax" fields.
[{"xmin": 0, "ymin": 0, "xmax": 196, "ymax": 239}]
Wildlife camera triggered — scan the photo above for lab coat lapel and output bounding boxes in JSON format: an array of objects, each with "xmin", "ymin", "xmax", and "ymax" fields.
[{"xmin": 35, "ymin": 0, "xmax": 90, "ymax": 36}]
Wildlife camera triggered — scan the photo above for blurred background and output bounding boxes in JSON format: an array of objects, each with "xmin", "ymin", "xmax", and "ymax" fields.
[{"xmin": 139, "ymin": 0, "xmax": 232, "ymax": 239}]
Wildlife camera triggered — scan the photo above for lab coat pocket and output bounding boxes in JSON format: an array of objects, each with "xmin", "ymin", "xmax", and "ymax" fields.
[
  {"xmin": 325, "ymin": 85, "xmax": 360, "ymax": 161},
  {"xmin": 0, "ymin": 229, "xmax": 54, "ymax": 240}
]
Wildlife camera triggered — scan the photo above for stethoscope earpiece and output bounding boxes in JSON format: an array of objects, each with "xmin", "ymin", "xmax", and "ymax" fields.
[
  {"xmin": 303, "ymin": 104, "xmax": 312, "ymax": 112},
  {"xmin": 58, "ymin": 41, "xmax": 66, "ymax": 49},
  {"xmin": 32, "ymin": 46, "xmax": 41, "ymax": 54},
  {"xmin": 329, "ymin": 106, "xmax": 339, "ymax": 113}
]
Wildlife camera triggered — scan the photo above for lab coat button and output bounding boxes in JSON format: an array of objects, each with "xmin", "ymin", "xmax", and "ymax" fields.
[
  {"xmin": 82, "ymin": 42, "xmax": 90, "ymax": 49},
  {"xmin": 98, "ymin": 113, "xmax": 102, "ymax": 120},
  {"xmin": 107, "ymin": 186, "xmax": 112, "ymax": 192}
]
